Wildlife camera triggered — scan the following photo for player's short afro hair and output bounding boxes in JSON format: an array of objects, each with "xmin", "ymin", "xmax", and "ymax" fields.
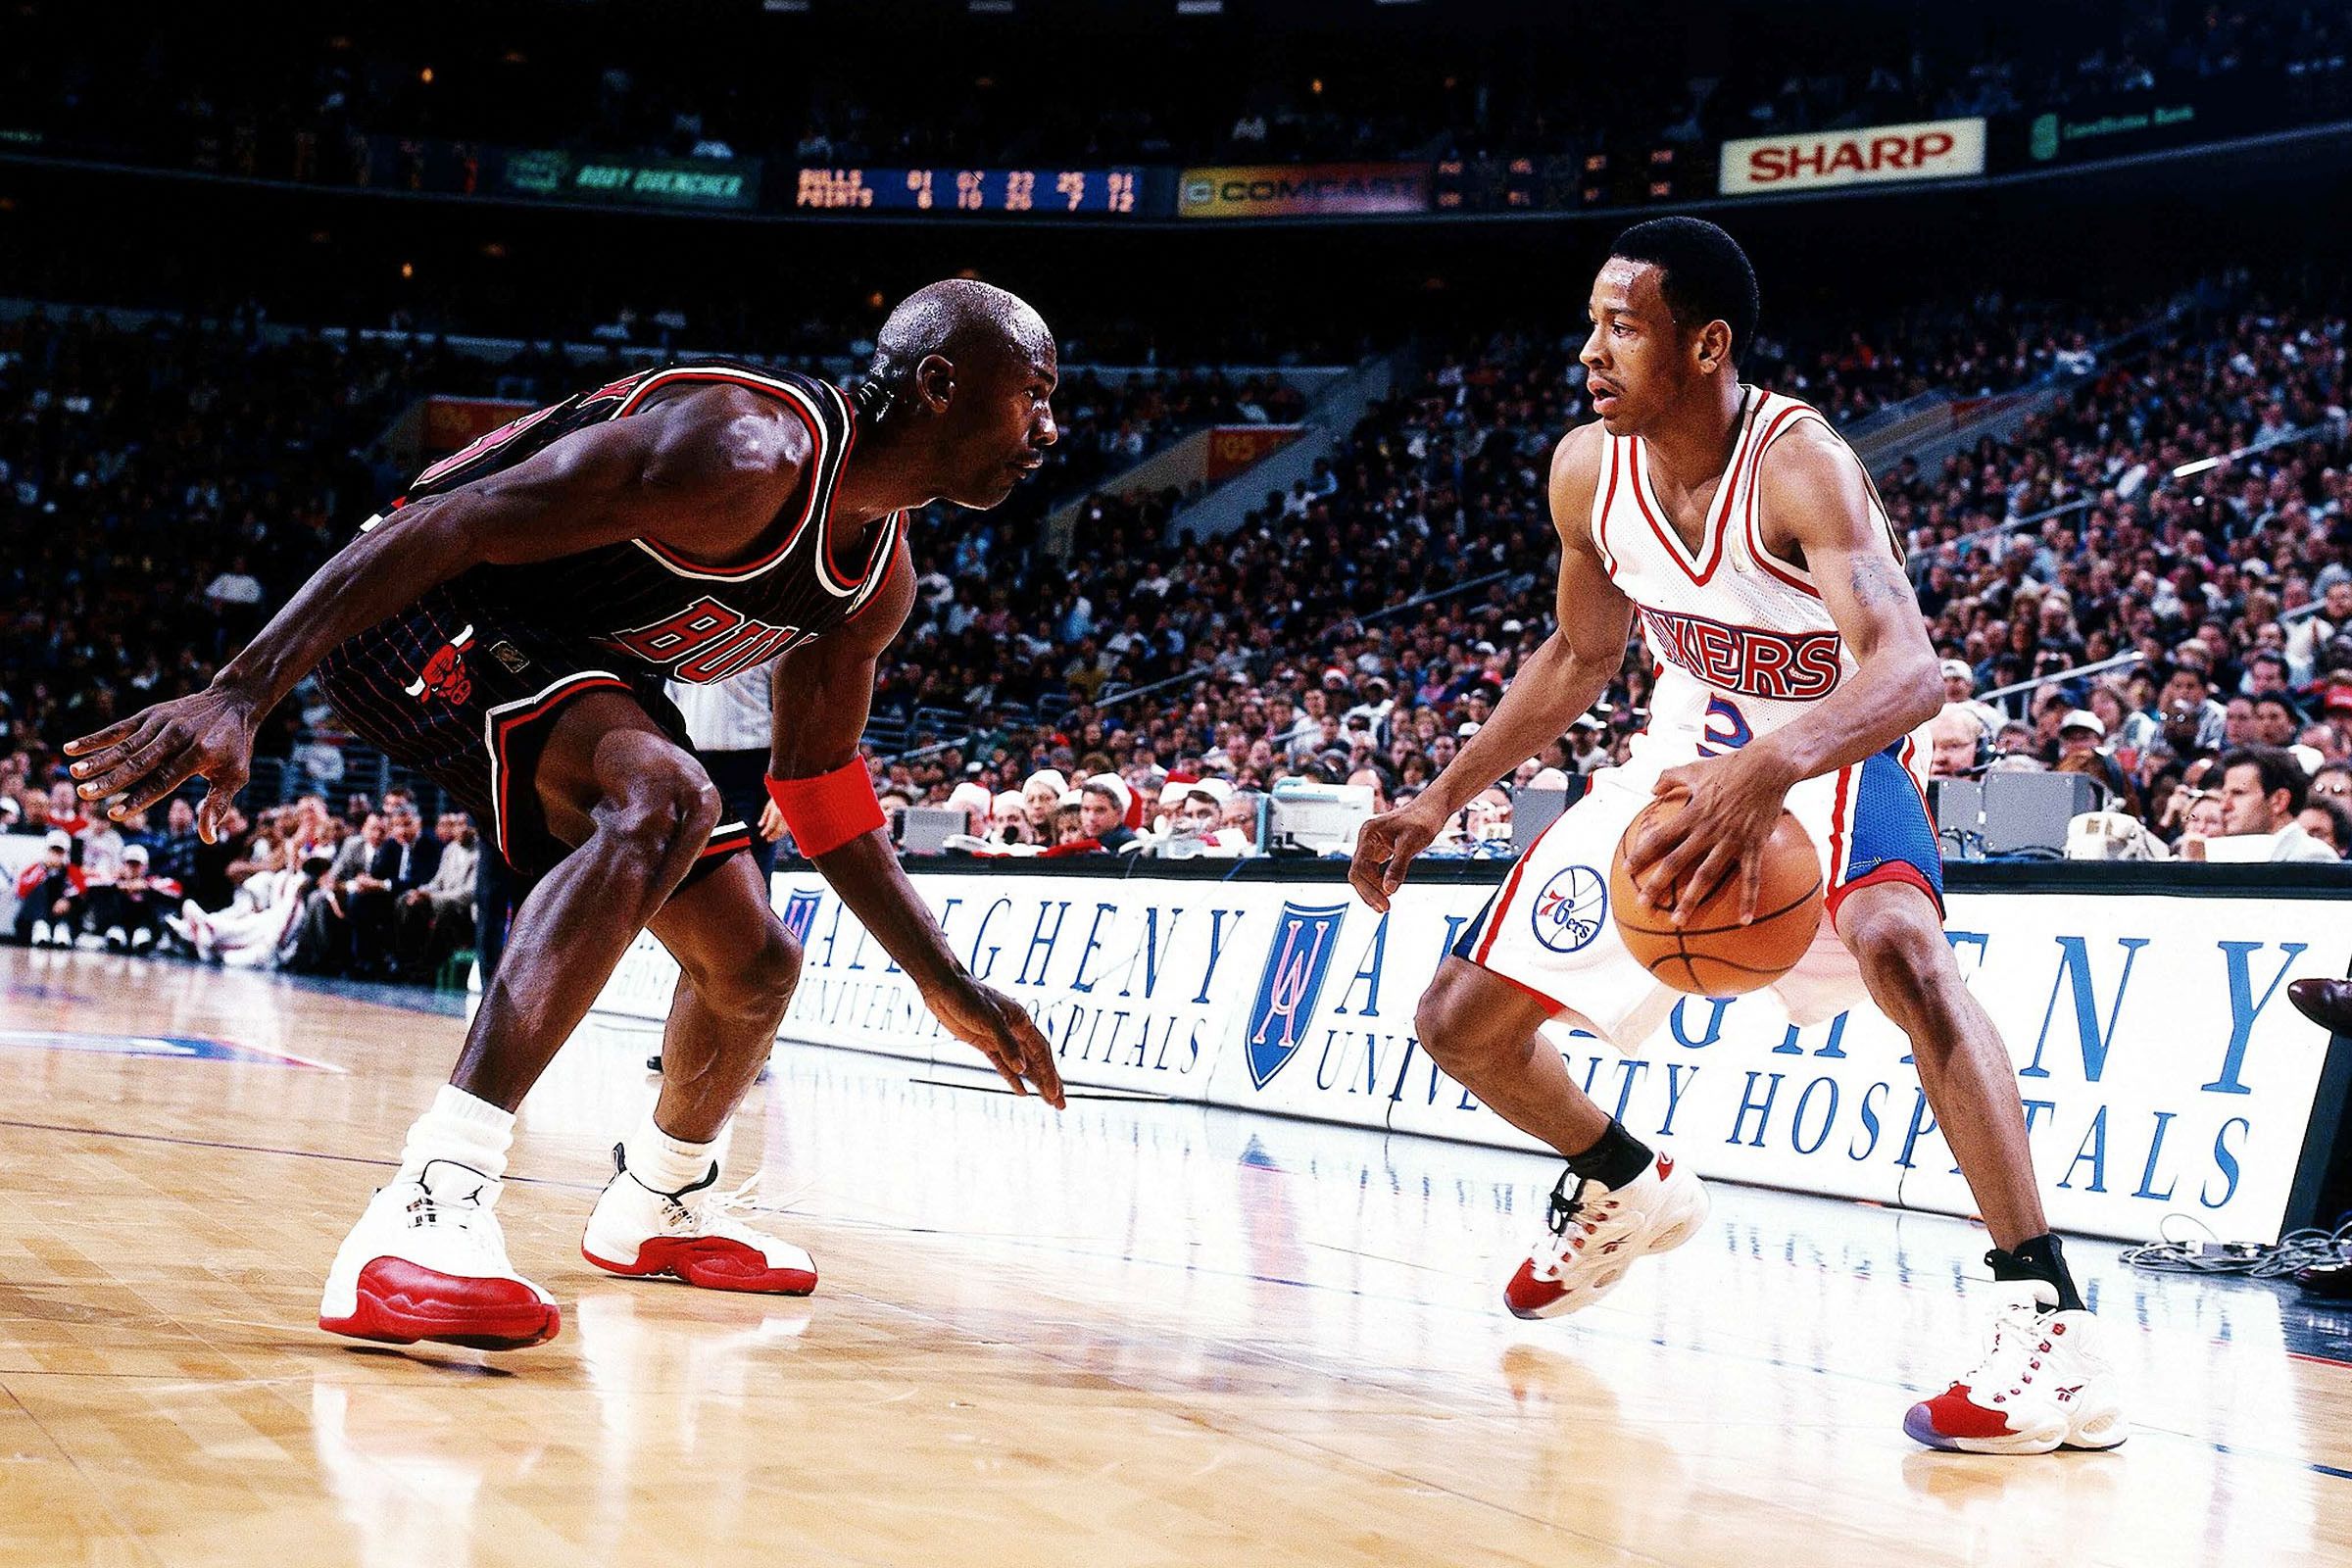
[{"xmin": 1609, "ymin": 218, "xmax": 1760, "ymax": 368}]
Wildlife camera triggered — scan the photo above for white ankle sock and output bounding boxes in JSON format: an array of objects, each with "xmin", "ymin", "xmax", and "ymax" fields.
[
  {"xmin": 398, "ymin": 1084, "xmax": 515, "ymax": 1185},
  {"xmin": 624, "ymin": 1112, "xmax": 727, "ymax": 1196}
]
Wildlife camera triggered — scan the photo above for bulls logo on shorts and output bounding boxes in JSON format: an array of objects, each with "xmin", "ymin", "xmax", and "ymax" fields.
[
  {"xmin": 1530, "ymin": 865, "xmax": 1608, "ymax": 954},
  {"xmin": 404, "ymin": 624, "xmax": 477, "ymax": 708}
]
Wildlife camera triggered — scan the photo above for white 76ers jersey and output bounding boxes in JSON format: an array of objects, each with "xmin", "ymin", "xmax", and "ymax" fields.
[{"xmin": 1589, "ymin": 385, "xmax": 1909, "ymax": 765}]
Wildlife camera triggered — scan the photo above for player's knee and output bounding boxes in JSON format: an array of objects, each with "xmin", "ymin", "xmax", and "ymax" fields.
[
  {"xmin": 1852, "ymin": 909, "xmax": 1959, "ymax": 1028},
  {"xmin": 602, "ymin": 761, "xmax": 723, "ymax": 879},
  {"xmin": 1415, "ymin": 972, "xmax": 1503, "ymax": 1074},
  {"xmin": 709, "ymin": 917, "xmax": 800, "ymax": 1017}
]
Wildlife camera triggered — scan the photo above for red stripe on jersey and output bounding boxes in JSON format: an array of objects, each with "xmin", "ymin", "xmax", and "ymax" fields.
[
  {"xmin": 490, "ymin": 676, "xmax": 633, "ymax": 858},
  {"xmin": 617, "ymin": 369, "xmax": 828, "ymax": 581},
  {"xmin": 815, "ymin": 407, "xmax": 868, "ymax": 595},
  {"xmin": 414, "ymin": 401, "xmax": 562, "ymax": 489},
  {"xmin": 1628, "ymin": 394, "xmax": 1760, "ymax": 588},
  {"xmin": 1475, "ymin": 808, "xmax": 1573, "ymax": 966},
  {"xmin": 1743, "ymin": 404, "xmax": 1823, "ymax": 598},
  {"xmin": 1593, "ymin": 437, "xmax": 1622, "ymax": 575},
  {"xmin": 1827, "ymin": 762, "xmax": 1857, "ymax": 887},
  {"xmin": 1897, "ymin": 736, "xmax": 1933, "ymax": 816},
  {"xmin": 842, "ymin": 520, "xmax": 909, "ymax": 625}
]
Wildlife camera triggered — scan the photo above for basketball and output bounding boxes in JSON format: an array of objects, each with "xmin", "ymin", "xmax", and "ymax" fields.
[{"xmin": 1609, "ymin": 797, "xmax": 1824, "ymax": 995}]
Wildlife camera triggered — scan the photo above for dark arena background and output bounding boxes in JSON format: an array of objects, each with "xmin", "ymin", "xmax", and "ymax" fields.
[{"xmin": 7, "ymin": 2, "xmax": 2352, "ymax": 1562}]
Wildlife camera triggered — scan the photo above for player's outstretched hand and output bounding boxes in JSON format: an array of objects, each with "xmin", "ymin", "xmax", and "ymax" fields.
[
  {"xmin": 64, "ymin": 687, "xmax": 259, "ymax": 843},
  {"xmin": 927, "ymin": 980, "xmax": 1067, "ymax": 1108},
  {"xmin": 1348, "ymin": 799, "xmax": 1447, "ymax": 912}
]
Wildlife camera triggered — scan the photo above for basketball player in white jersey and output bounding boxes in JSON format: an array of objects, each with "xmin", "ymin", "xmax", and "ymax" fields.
[{"xmin": 1349, "ymin": 220, "xmax": 2125, "ymax": 1455}]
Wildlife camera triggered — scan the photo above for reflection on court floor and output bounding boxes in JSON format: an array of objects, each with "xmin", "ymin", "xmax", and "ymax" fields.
[{"xmin": 1, "ymin": 946, "xmax": 2346, "ymax": 1568}]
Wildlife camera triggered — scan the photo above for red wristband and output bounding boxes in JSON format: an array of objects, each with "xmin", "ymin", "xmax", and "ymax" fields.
[{"xmin": 765, "ymin": 760, "xmax": 885, "ymax": 858}]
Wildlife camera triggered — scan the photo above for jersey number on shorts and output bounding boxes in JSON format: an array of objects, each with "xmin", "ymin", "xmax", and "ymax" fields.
[{"xmin": 1697, "ymin": 695, "xmax": 1753, "ymax": 758}]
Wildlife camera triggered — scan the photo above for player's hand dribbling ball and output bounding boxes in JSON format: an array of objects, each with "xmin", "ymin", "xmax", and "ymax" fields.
[{"xmin": 1609, "ymin": 798, "xmax": 1823, "ymax": 994}]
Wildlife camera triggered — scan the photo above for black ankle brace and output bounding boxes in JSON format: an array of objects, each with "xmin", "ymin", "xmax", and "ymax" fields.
[
  {"xmin": 1564, "ymin": 1118, "xmax": 1655, "ymax": 1193},
  {"xmin": 1988, "ymin": 1232, "xmax": 2085, "ymax": 1312}
]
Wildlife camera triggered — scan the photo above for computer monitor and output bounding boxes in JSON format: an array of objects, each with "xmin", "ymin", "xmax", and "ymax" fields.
[{"xmin": 1269, "ymin": 783, "xmax": 1375, "ymax": 854}]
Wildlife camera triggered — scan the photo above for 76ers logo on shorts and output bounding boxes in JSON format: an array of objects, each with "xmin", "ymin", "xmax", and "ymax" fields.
[
  {"xmin": 1530, "ymin": 865, "xmax": 1608, "ymax": 953},
  {"xmin": 404, "ymin": 624, "xmax": 476, "ymax": 707}
]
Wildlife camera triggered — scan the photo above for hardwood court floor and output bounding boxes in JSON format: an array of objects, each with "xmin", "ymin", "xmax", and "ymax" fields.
[{"xmin": 2, "ymin": 944, "xmax": 2349, "ymax": 1567}]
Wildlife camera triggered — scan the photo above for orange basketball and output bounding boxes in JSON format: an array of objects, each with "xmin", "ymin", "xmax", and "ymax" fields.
[{"xmin": 1608, "ymin": 797, "xmax": 1824, "ymax": 995}]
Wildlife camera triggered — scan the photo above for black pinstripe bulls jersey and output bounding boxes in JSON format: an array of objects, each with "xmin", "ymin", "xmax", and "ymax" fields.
[{"xmin": 382, "ymin": 360, "xmax": 904, "ymax": 685}]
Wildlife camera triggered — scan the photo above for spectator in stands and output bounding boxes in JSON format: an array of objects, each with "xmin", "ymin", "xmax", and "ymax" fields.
[
  {"xmin": 149, "ymin": 799, "xmax": 203, "ymax": 897},
  {"xmin": 2299, "ymin": 796, "xmax": 2352, "ymax": 857},
  {"xmin": 2180, "ymin": 788, "xmax": 2229, "ymax": 841},
  {"xmin": 2288, "ymin": 581, "xmax": 2352, "ymax": 687},
  {"xmin": 1021, "ymin": 770, "xmax": 1067, "ymax": 837},
  {"xmin": 185, "ymin": 806, "xmax": 255, "ymax": 912},
  {"xmin": 1154, "ymin": 778, "xmax": 1246, "ymax": 856},
  {"xmin": 14, "ymin": 831, "xmax": 85, "ymax": 948},
  {"xmin": 292, "ymin": 812, "xmax": 386, "ymax": 974},
  {"xmin": 45, "ymin": 780, "xmax": 88, "ymax": 838},
  {"xmin": 1988, "ymin": 721, "xmax": 2045, "ymax": 772},
  {"xmin": 2180, "ymin": 746, "xmax": 2341, "ymax": 861},
  {"xmin": 1059, "ymin": 777, "xmax": 1139, "ymax": 855},
  {"xmin": 1930, "ymin": 705, "xmax": 1984, "ymax": 780},
  {"xmin": 398, "ymin": 813, "xmax": 478, "ymax": 978},
  {"xmin": 2052, "ymin": 710, "xmax": 2141, "ymax": 815},
  {"xmin": 2150, "ymin": 662, "xmax": 2230, "ymax": 763},
  {"xmin": 986, "ymin": 792, "xmax": 1033, "ymax": 848},
  {"xmin": 167, "ymin": 842, "xmax": 318, "ymax": 965},
  {"xmin": 1940, "ymin": 659, "xmax": 2001, "ymax": 739},
  {"xmin": 2253, "ymin": 694, "xmax": 2303, "ymax": 748},
  {"xmin": 76, "ymin": 812, "xmax": 128, "ymax": 886},
  {"xmin": 348, "ymin": 808, "xmax": 441, "ymax": 976},
  {"xmin": 90, "ymin": 843, "xmax": 173, "ymax": 954}
]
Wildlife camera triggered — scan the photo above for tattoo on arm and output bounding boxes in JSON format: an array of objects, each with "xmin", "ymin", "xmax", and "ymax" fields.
[{"xmin": 1846, "ymin": 552, "xmax": 1916, "ymax": 611}]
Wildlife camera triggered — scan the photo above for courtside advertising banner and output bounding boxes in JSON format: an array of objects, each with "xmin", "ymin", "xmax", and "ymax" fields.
[
  {"xmin": 590, "ymin": 869, "xmax": 2347, "ymax": 1244},
  {"xmin": 1177, "ymin": 162, "xmax": 1430, "ymax": 219},
  {"xmin": 1717, "ymin": 117, "xmax": 1986, "ymax": 197}
]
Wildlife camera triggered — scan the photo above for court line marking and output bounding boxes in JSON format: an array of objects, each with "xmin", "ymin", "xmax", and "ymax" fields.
[
  {"xmin": 0, "ymin": 1380, "xmax": 167, "ymax": 1563},
  {"xmin": 0, "ymin": 1117, "xmax": 606, "ymax": 1194},
  {"xmin": 9, "ymin": 1105, "xmax": 2350, "ymax": 1496}
]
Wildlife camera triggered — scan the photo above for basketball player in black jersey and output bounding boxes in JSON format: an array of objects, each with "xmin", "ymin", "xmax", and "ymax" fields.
[{"xmin": 67, "ymin": 280, "xmax": 1067, "ymax": 1349}]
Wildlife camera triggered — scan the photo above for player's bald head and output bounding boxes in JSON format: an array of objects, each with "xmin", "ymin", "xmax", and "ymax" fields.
[{"xmin": 869, "ymin": 279, "xmax": 1052, "ymax": 395}]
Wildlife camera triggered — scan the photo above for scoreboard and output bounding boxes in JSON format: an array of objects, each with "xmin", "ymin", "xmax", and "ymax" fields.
[{"xmin": 793, "ymin": 166, "xmax": 1164, "ymax": 217}]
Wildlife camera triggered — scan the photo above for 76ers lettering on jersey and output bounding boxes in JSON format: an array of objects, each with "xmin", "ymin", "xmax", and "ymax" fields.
[
  {"xmin": 1591, "ymin": 386, "xmax": 1905, "ymax": 754},
  {"xmin": 1636, "ymin": 607, "xmax": 1842, "ymax": 701}
]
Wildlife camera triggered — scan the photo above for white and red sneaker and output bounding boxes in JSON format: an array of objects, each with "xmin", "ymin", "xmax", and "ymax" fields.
[
  {"xmin": 581, "ymin": 1146, "xmax": 817, "ymax": 1295},
  {"xmin": 1504, "ymin": 1152, "xmax": 1709, "ymax": 1320},
  {"xmin": 1904, "ymin": 1282, "xmax": 2128, "ymax": 1454},
  {"xmin": 318, "ymin": 1159, "xmax": 560, "ymax": 1350}
]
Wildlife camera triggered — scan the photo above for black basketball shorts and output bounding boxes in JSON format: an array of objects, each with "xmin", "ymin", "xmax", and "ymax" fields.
[{"xmin": 314, "ymin": 583, "xmax": 755, "ymax": 883}]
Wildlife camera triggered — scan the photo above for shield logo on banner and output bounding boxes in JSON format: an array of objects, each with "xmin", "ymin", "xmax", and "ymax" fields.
[
  {"xmin": 1245, "ymin": 902, "xmax": 1348, "ymax": 1089},
  {"xmin": 780, "ymin": 889, "xmax": 822, "ymax": 947}
]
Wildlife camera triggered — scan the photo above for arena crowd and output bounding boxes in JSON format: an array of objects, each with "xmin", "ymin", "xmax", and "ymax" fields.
[{"xmin": 4, "ymin": 271, "xmax": 2347, "ymax": 974}]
